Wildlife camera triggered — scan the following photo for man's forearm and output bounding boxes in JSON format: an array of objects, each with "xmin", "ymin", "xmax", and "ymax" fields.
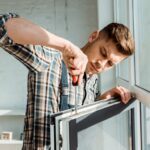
[
  {"xmin": 5, "ymin": 17, "xmax": 70, "ymax": 51},
  {"xmin": 3, "ymin": 14, "xmax": 88, "ymax": 84}
]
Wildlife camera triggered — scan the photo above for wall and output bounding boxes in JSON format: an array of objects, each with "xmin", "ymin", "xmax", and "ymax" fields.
[
  {"xmin": 0, "ymin": 0, "xmax": 98, "ymax": 149},
  {"xmin": 0, "ymin": 0, "xmax": 98, "ymax": 109}
]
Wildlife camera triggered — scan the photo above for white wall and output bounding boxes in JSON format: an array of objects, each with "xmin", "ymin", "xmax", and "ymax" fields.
[
  {"xmin": 0, "ymin": 0, "xmax": 98, "ymax": 109},
  {"xmin": 0, "ymin": 0, "xmax": 98, "ymax": 149}
]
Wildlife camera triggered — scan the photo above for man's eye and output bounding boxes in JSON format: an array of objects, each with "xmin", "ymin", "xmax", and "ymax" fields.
[
  {"xmin": 100, "ymin": 48, "xmax": 107, "ymax": 57},
  {"xmin": 108, "ymin": 60, "xmax": 113, "ymax": 66}
]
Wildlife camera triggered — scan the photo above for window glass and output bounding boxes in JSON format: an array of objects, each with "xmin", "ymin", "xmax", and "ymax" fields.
[
  {"xmin": 117, "ymin": 0, "xmax": 130, "ymax": 81},
  {"xmin": 134, "ymin": 1, "xmax": 150, "ymax": 149},
  {"xmin": 78, "ymin": 112, "xmax": 131, "ymax": 150},
  {"xmin": 119, "ymin": 59, "xmax": 129, "ymax": 81},
  {"xmin": 142, "ymin": 106, "xmax": 150, "ymax": 150},
  {"xmin": 146, "ymin": 108, "xmax": 150, "ymax": 149},
  {"xmin": 135, "ymin": 0, "xmax": 150, "ymax": 91}
]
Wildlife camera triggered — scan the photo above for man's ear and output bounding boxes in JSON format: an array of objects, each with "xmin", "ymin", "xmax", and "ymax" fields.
[{"xmin": 88, "ymin": 30, "xmax": 99, "ymax": 43}]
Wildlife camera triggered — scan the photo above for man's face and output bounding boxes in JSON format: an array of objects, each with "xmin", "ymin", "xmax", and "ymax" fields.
[{"xmin": 84, "ymin": 32, "xmax": 127, "ymax": 75}]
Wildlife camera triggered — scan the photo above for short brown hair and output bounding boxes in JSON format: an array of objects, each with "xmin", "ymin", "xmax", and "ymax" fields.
[{"xmin": 100, "ymin": 23, "xmax": 135, "ymax": 56}]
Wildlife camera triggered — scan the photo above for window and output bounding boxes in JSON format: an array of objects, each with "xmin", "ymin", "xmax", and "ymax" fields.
[
  {"xmin": 142, "ymin": 105, "xmax": 150, "ymax": 150},
  {"xmin": 114, "ymin": 0, "xmax": 131, "ymax": 82},
  {"xmin": 133, "ymin": 0, "xmax": 150, "ymax": 149},
  {"xmin": 115, "ymin": 0, "xmax": 150, "ymax": 150},
  {"xmin": 51, "ymin": 98, "xmax": 136, "ymax": 150},
  {"xmin": 134, "ymin": 0, "xmax": 150, "ymax": 91}
]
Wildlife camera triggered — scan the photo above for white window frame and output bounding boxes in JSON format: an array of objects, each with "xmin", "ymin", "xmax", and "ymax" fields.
[
  {"xmin": 51, "ymin": 98, "xmax": 137, "ymax": 150},
  {"xmin": 114, "ymin": 0, "xmax": 150, "ymax": 150},
  {"xmin": 114, "ymin": 0, "xmax": 150, "ymax": 107}
]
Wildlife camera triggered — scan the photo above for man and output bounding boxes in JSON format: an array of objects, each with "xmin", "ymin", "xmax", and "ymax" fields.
[
  {"xmin": 81, "ymin": 24, "xmax": 135, "ymax": 103},
  {"xmin": 0, "ymin": 13, "xmax": 134, "ymax": 149}
]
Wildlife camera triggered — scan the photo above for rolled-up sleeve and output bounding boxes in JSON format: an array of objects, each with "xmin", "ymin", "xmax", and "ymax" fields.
[{"xmin": 0, "ymin": 13, "xmax": 50, "ymax": 72}]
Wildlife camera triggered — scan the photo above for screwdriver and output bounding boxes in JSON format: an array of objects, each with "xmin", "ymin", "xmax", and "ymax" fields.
[{"xmin": 72, "ymin": 75, "xmax": 78, "ymax": 113}]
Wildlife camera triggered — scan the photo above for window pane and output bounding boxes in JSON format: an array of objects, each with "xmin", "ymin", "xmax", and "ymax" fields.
[
  {"xmin": 146, "ymin": 108, "xmax": 150, "ymax": 149},
  {"xmin": 119, "ymin": 59, "xmax": 129, "ymax": 81},
  {"xmin": 135, "ymin": 0, "xmax": 150, "ymax": 91},
  {"xmin": 117, "ymin": 0, "xmax": 130, "ymax": 81},
  {"xmin": 142, "ymin": 106, "xmax": 150, "ymax": 150},
  {"xmin": 78, "ymin": 112, "xmax": 131, "ymax": 150}
]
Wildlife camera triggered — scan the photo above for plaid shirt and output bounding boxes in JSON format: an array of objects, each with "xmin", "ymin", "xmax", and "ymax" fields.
[{"xmin": 0, "ymin": 13, "xmax": 99, "ymax": 150}]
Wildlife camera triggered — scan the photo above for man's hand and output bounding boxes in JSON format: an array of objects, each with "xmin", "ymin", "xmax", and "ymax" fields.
[
  {"xmin": 62, "ymin": 42, "xmax": 88, "ymax": 85},
  {"xmin": 99, "ymin": 86, "xmax": 132, "ymax": 104}
]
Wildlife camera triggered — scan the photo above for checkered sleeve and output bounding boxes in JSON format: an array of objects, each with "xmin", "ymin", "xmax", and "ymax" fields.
[{"xmin": 0, "ymin": 13, "xmax": 50, "ymax": 72}]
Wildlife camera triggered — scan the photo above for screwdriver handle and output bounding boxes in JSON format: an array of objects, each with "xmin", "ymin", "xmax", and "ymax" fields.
[{"xmin": 72, "ymin": 75, "xmax": 78, "ymax": 86}]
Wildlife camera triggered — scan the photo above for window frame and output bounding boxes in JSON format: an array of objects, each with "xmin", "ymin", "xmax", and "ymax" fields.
[
  {"xmin": 114, "ymin": 0, "xmax": 150, "ymax": 150},
  {"xmin": 51, "ymin": 98, "xmax": 136, "ymax": 150},
  {"xmin": 115, "ymin": 0, "xmax": 150, "ymax": 106}
]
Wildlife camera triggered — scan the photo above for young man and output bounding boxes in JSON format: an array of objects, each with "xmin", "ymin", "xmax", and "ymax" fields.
[{"xmin": 0, "ymin": 13, "xmax": 134, "ymax": 150}]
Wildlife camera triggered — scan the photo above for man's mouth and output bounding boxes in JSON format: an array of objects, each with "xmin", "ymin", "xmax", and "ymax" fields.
[{"xmin": 90, "ymin": 62, "xmax": 99, "ymax": 72}]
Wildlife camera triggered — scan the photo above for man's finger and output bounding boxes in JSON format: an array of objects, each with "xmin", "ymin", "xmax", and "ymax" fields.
[
  {"xmin": 72, "ymin": 58, "xmax": 83, "ymax": 69},
  {"xmin": 120, "ymin": 87, "xmax": 131, "ymax": 103},
  {"xmin": 118, "ymin": 86, "xmax": 131, "ymax": 104},
  {"xmin": 115, "ymin": 87, "xmax": 126, "ymax": 103}
]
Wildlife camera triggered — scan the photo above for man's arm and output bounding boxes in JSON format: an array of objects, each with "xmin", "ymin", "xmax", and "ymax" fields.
[
  {"xmin": 5, "ymin": 17, "xmax": 69, "ymax": 50},
  {"xmin": 0, "ymin": 13, "xmax": 52, "ymax": 72},
  {"xmin": 4, "ymin": 14, "xmax": 87, "ymax": 84}
]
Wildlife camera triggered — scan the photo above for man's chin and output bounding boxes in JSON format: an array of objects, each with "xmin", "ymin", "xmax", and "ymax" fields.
[
  {"xmin": 85, "ymin": 67, "xmax": 100, "ymax": 75},
  {"xmin": 86, "ymin": 70, "xmax": 96, "ymax": 75},
  {"xmin": 87, "ymin": 70, "xmax": 102, "ymax": 75}
]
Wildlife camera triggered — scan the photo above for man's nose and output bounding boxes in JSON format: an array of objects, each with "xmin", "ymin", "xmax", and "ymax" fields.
[
  {"xmin": 96, "ymin": 60, "xmax": 107, "ymax": 69},
  {"xmin": 95, "ymin": 61, "xmax": 101, "ymax": 69}
]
